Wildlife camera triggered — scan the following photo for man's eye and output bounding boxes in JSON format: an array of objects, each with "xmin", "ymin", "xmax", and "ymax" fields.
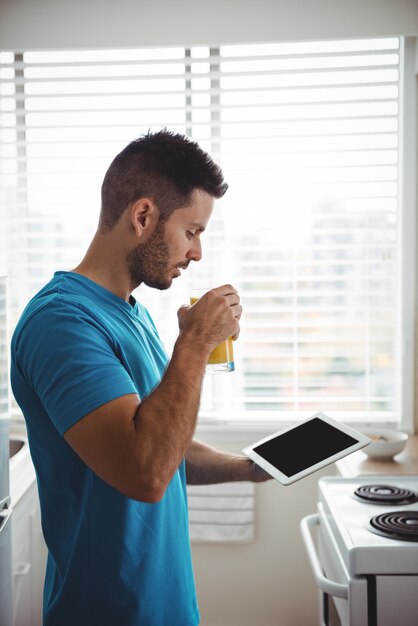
[{"xmin": 186, "ymin": 231, "xmax": 195, "ymax": 240}]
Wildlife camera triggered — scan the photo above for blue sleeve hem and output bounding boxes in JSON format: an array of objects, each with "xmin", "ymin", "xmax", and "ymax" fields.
[{"xmin": 56, "ymin": 378, "xmax": 138, "ymax": 435}]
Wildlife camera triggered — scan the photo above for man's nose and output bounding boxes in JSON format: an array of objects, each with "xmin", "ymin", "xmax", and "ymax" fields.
[{"xmin": 187, "ymin": 238, "xmax": 202, "ymax": 262}]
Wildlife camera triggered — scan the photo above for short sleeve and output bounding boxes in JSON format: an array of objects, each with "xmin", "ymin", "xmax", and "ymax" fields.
[{"xmin": 15, "ymin": 299, "xmax": 138, "ymax": 434}]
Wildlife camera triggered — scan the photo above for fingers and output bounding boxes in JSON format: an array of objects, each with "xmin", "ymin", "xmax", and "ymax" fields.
[
  {"xmin": 211, "ymin": 283, "xmax": 238, "ymax": 301},
  {"xmin": 177, "ymin": 304, "xmax": 189, "ymax": 328},
  {"xmin": 207, "ymin": 285, "xmax": 241, "ymax": 319},
  {"xmin": 210, "ymin": 286, "xmax": 241, "ymax": 336},
  {"xmin": 180, "ymin": 284, "xmax": 242, "ymax": 347},
  {"xmin": 221, "ymin": 286, "xmax": 241, "ymax": 338}
]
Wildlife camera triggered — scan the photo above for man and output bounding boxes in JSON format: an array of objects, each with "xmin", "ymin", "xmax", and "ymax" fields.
[{"xmin": 10, "ymin": 129, "xmax": 269, "ymax": 626}]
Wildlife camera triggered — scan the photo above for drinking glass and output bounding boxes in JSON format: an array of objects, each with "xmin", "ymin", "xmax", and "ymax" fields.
[{"xmin": 190, "ymin": 289, "xmax": 235, "ymax": 373}]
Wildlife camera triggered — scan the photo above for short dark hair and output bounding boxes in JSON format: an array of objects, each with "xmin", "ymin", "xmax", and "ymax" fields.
[{"xmin": 99, "ymin": 129, "xmax": 228, "ymax": 232}]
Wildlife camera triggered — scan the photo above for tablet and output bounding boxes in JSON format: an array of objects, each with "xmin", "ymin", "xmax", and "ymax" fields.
[{"xmin": 243, "ymin": 412, "xmax": 371, "ymax": 485}]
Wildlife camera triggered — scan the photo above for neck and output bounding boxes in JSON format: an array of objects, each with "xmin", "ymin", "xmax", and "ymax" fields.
[{"xmin": 72, "ymin": 230, "xmax": 133, "ymax": 301}]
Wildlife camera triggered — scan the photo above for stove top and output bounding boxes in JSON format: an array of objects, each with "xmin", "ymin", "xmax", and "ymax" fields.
[
  {"xmin": 369, "ymin": 510, "xmax": 418, "ymax": 542},
  {"xmin": 353, "ymin": 483, "xmax": 418, "ymax": 506},
  {"xmin": 318, "ymin": 476, "xmax": 418, "ymax": 575}
]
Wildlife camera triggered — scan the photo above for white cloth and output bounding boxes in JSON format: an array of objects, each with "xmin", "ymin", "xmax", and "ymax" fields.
[{"xmin": 187, "ymin": 482, "xmax": 255, "ymax": 543}]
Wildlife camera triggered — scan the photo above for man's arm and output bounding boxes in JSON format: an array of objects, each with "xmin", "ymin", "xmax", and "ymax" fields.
[
  {"xmin": 185, "ymin": 439, "xmax": 272, "ymax": 485},
  {"xmin": 64, "ymin": 286, "xmax": 241, "ymax": 503}
]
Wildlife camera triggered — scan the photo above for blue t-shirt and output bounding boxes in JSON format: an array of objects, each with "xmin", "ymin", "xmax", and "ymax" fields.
[{"xmin": 10, "ymin": 271, "xmax": 199, "ymax": 626}]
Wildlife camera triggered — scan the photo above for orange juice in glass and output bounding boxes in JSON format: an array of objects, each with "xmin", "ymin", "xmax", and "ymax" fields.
[{"xmin": 190, "ymin": 289, "xmax": 235, "ymax": 373}]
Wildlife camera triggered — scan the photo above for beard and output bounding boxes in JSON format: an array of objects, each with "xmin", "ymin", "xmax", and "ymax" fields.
[{"xmin": 127, "ymin": 220, "xmax": 173, "ymax": 290}]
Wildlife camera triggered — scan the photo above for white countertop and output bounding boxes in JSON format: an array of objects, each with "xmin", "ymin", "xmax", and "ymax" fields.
[{"xmin": 337, "ymin": 434, "xmax": 418, "ymax": 478}]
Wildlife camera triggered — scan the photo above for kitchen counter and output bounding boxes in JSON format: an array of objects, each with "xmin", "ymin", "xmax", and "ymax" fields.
[
  {"xmin": 336, "ymin": 434, "xmax": 418, "ymax": 477},
  {"xmin": 9, "ymin": 422, "xmax": 36, "ymax": 505}
]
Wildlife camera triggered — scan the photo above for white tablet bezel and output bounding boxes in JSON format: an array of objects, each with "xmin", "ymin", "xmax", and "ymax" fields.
[{"xmin": 243, "ymin": 411, "xmax": 371, "ymax": 485}]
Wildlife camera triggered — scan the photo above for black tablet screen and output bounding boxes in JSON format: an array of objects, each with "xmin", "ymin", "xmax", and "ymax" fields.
[{"xmin": 253, "ymin": 417, "xmax": 358, "ymax": 477}]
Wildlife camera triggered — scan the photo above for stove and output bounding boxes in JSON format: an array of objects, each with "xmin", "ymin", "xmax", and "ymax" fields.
[
  {"xmin": 353, "ymin": 483, "xmax": 418, "ymax": 506},
  {"xmin": 301, "ymin": 476, "xmax": 418, "ymax": 626}
]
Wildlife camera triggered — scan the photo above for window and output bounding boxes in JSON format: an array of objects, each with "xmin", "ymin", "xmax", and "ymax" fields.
[{"xmin": 0, "ymin": 38, "xmax": 415, "ymax": 429}]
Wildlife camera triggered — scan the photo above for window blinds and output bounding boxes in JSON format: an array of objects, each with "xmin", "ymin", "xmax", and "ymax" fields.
[{"xmin": 0, "ymin": 37, "xmax": 413, "ymax": 426}]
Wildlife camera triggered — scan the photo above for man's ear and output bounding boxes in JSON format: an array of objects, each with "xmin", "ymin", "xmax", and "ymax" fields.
[{"xmin": 129, "ymin": 198, "xmax": 159, "ymax": 238}]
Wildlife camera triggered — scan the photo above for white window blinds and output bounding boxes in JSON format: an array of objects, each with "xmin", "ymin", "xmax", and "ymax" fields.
[{"xmin": 0, "ymin": 37, "xmax": 415, "ymax": 427}]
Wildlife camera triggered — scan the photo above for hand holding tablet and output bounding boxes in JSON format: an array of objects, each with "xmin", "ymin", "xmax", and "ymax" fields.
[{"xmin": 243, "ymin": 412, "xmax": 371, "ymax": 485}]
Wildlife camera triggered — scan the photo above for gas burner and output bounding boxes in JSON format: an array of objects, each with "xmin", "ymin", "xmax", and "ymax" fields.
[
  {"xmin": 353, "ymin": 484, "xmax": 418, "ymax": 506},
  {"xmin": 369, "ymin": 511, "xmax": 418, "ymax": 542}
]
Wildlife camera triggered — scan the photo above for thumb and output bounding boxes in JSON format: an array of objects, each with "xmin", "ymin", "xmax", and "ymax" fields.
[{"xmin": 177, "ymin": 304, "xmax": 190, "ymax": 328}]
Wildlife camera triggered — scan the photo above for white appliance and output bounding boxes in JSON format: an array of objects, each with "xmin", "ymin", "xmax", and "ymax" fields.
[
  {"xmin": 0, "ymin": 418, "xmax": 13, "ymax": 626},
  {"xmin": 301, "ymin": 476, "xmax": 418, "ymax": 626}
]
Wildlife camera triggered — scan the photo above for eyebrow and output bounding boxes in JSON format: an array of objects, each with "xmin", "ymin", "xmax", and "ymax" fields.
[{"xmin": 189, "ymin": 222, "xmax": 206, "ymax": 232}]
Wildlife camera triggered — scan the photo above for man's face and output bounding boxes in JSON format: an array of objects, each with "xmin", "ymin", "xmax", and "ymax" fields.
[{"xmin": 127, "ymin": 189, "xmax": 214, "ymax": 290}]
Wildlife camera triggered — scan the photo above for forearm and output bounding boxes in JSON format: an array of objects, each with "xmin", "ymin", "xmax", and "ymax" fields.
[
  {"xmin": 132, "ymin": 287, "xmax": 241, "ymax": 493},
  {"xmin": 132, "ymin": 335, "xmax": 209, "ymax": 494},
  {"xmin": 185, "ymin": 439, "xmax": 269, "ymax": 485}
]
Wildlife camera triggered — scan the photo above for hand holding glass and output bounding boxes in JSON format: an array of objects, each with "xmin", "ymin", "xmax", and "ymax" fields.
[{"xmin": 190, "ymin": 289, "xmax": 235, "ymax": 373}]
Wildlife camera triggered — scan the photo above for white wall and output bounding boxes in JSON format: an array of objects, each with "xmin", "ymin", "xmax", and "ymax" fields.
[
  {"xmin": 0, "ymin": 0, "xmax": 417, "ymax": 50},
  {"xmin": 192, "ymin": 428, "xmax": 335, "ymax": 626}
]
